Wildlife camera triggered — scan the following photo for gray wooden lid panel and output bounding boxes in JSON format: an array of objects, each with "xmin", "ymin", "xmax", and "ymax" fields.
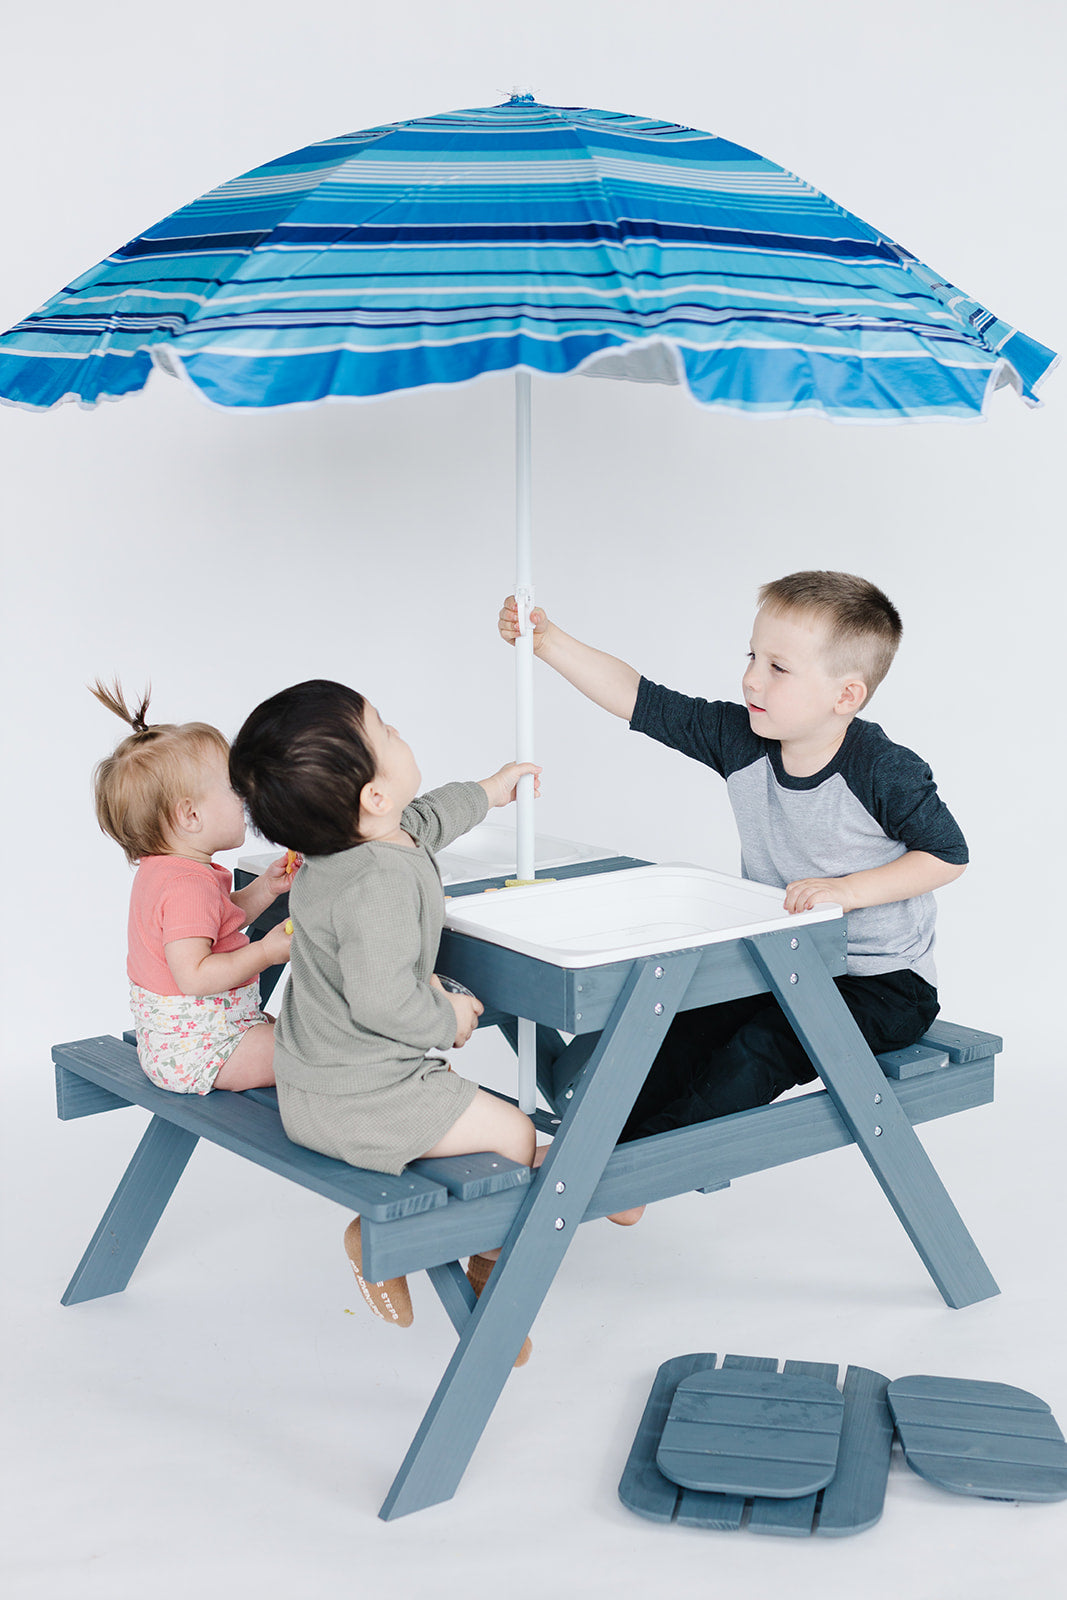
[
  {"xmin": 657, "ymin": 1369, "xmax": 843, "ymax": 1496},
  {"xmin": 888, "ymin": 1376, "xmax": 1067, "ymax": 1502},
  {"xmin": 618, "ymin": 1354, "xmax": 719, "ymax": 1523},
  {"xmin": 675, "ymin": 1355, "xmax": 780, "ymax": 1529},
  {"xmin": 815, "ymin": 1366, "xmax": 894, "ymax": 1536},
  {"xmin": 747, "ymin": 1361, "xmax": 840, "ymax": 1537}
]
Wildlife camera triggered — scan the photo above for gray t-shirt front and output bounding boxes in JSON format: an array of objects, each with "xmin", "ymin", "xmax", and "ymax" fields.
[{"xmin": 631, "ymin": 681, "xmax": 967, "ymax": 986}]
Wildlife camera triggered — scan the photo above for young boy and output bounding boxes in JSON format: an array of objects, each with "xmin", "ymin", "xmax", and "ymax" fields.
[{"xmin": 498, "ymin": 571, "xmax": 967, "ymax": 1142}]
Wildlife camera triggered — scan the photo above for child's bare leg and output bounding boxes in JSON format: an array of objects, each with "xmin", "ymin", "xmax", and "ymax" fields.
[
  {"xmin": 418, "ymin": 1088, "xmax": 535, "ymax": 1166},
  {"xmin": 212, "ymin": 1022, "xmax": 276, "ymax": 1090}
]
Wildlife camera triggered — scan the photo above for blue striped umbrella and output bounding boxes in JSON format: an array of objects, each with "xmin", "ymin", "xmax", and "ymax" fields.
[{"xmin": 0, "ymin": 94, "xmax": 1056, "ymax": 419}]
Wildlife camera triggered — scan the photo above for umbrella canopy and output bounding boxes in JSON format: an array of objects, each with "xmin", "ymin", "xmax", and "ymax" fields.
[{"xmin": 0, "ymin": 94, "xmax": 1056, "ymax": 419}]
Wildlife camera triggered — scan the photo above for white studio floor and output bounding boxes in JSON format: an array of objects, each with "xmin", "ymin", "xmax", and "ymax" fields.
[{"xmin": 4, "ymin": 1006, "xmax": 1064, "ymax": 1600}]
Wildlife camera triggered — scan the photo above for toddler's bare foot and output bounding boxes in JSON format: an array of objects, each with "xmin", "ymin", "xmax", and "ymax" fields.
[
  {"xmin": 608, "ymin": 1205, "xmax": 646, "ymax": 1225},
  {"xmin": 344, "ymin": 1217, "xmax": 413, "ymax": 1327}
]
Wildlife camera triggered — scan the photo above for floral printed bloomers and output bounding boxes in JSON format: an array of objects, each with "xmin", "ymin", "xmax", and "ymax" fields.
[{"xmin": 130, "ymin": 981, "xmax": 269, "ymax": 1094}]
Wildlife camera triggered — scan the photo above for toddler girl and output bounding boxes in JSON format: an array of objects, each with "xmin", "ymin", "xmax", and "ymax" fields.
[
  {"xmin": 229, "ymin": 679, "xmax": 539, "ymax": 1346},
  {"xmin": 92, "ymin": 680, "xmax": 293, "ymax": 1094}
]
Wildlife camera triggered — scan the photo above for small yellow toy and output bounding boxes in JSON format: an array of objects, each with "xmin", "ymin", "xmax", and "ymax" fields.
[{"xmin": 284, "ymin": 919, "xmax": 293, "ymax": 936}]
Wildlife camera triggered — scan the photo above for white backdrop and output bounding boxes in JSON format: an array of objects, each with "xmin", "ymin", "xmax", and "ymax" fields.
[{"xmin": 2, "ymin": 3, "xmax": 1065, "ymax": 1596}]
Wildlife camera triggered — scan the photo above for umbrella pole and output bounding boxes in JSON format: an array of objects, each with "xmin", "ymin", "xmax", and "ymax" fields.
[
  {"xmin": 514, "ymin": 368, "xmax": 535, "ymax": 877},
  {"xmin": 514, "ymin": 369, "xmax": 537, "ymax": 1115}
]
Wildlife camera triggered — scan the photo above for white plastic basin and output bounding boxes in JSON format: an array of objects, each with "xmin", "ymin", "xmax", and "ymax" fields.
[
  {"xmin": 435, "ymin": 822, "xmax": 617, "ymax": 886},
  {"xmin": 443, "ymin": 863, "xmax": 842, "ymax": 967}
]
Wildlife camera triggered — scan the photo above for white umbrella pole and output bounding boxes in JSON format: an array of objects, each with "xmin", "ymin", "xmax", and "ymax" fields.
[
  {"xmin": 514, "ymin": 369, "xmax": 537, "ymax": 1116},
  {"xmin": 514, "ymin": 368, "xmax": 535, "ymax": 878}
]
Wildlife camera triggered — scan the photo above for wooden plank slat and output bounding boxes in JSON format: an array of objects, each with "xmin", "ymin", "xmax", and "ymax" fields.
[
  {"xmin": 408, "ymin": 1152, "xmax": 530, "ymax": 1201},
  {"xmin": 747, "ymin": 1361, "xmax": 839, "ymax": 1537},
  {"xmin": 921, "ymin": 1019, "xmax": 1003, "ymax": 1063},
  {"xmin": 877, "ymin": 1043, "xmax": 950, "ymax": 1080},
  {"xmin": 618, "ymin": 1354, "xmax": 719, "ymax": 1523},
  {"xmin": 675, "ymin": 1355, "xmax": 780, "ymax": 1530},
  {"xmin": 657, "ymin": 1370, "xmax": 842, "ymax": 1496},
  {"xmin": 53, "ymin": 1037, "xmax": 449, "ymax": 1222},
  {"xmin": 816, "ymin": 1366, "xmax": 894, "ymax": 1536},
  {"xmin": 888, "ymin": 1375, "xmax": 1067, "ymax": 1502}
]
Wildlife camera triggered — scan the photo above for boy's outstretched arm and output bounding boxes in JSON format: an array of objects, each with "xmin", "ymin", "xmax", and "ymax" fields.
[
  {"xmin": 784, "ymin": 852, "xmax": 966, "ymax": 915},
  {"xmin": 498, "ymin": 595, "xmax": 641, "ymax": 721}
]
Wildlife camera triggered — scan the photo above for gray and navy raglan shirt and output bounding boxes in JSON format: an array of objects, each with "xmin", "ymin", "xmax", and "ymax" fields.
[{"xmin": 631, "ymin": 680, "xmax": 968, "ymax": 987}]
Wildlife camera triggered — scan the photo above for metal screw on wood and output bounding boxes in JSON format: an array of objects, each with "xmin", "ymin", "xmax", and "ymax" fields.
[
  {"xmin": 790, "ymin": 938, "xmax": 799, "ymax": 949},
  {"xmin": 554, "ymin": 1217, "xmax": 565, "ymax": 1230},
  {"xmin": 874, "ymin": 1093, "xmax": 882, "ymax": 1104},
  {"xmin": 555, "ymin": 1181, "xmax": 565, "ymax": 1193},
  {"xmin": 789, "ymin": 973, "xmax": 799, "ymax": 984},
  {"xmin": 654, "ymin": 1003, "xmax": 664, "ymax": 1014},
  {"xmin": 874, "ymin": 1126, "xmax": 883, "ymax": 1136},
  {"xmin": 654, "ymin": 966, "xmax": 664, "ymax": 978}
]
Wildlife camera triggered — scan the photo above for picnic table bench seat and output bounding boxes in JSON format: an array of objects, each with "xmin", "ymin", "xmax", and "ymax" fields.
[{"xmin": 54, "ymin": 1017, "xmax": 998, "ymax": 1296}]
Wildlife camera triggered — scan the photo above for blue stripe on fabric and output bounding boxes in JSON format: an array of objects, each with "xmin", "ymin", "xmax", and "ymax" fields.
[{"xmin": 114, "ymin": 221, "xmax": 898, "ymax": 264}]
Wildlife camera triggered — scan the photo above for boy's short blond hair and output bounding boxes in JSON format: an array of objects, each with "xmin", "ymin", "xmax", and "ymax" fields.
[
  {"xmin": 91, "ymin": 680, "xmax": 229, "ymax": 863},
  {"xmin": 757, "ymin": 571, "xmax": 902, "ymax": 700}
]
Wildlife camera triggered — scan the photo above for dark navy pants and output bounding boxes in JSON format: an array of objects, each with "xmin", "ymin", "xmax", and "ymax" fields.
[{"xmin": 619, "ymin": 967, "xmax": 940, "ymax": 1141}]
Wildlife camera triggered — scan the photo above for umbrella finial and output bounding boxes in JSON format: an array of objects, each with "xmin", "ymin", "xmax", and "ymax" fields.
[{"xmin": 507, "ymin": 89, "xmax": 536, "ymax": 104}]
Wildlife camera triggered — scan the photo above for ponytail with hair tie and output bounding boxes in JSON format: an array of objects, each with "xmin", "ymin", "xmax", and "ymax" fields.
[{"xmin": 90, "ymin": 677, "xmax": 152, "ymax": 736}]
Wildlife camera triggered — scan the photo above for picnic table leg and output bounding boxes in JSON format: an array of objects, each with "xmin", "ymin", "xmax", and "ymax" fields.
[
  {"xmin": 61, "ymin": 1116, "xmax": 199, "ymax": 1306},
  {"xmin": 379, "ymin": 949, "xmax": 702, "ymax": 1520},
  {"xmin": 745, "ymin": 927, "xmax": 998, "ymax": 1309}
]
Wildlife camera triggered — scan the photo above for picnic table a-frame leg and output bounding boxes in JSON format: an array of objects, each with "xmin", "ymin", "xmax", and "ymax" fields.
[
  {"xmin": 379, "ymin": 948, "xmax": 703, "ymax": 1521},
  {"xmin": 60, "ymin": 1115, "xmax": 199, "ymax": 1306},
  {"xmin": 745, "ymin": 926, "xmax": 998, "ymax": 1310}
]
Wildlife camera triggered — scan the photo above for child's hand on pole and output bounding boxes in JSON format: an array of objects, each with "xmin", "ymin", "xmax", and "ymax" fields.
[
  {"xmin": 498, "ymin": 595, "xmax": 549, "ymax": 651},
  {"xmin": 478, "ymin": 762, "xmax": 542, "ymax": 808}
]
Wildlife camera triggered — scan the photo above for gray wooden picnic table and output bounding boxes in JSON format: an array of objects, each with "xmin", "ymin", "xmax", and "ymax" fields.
[{"xmin": 53, "ymin": 855, "xmax": 1000, "ymax": 1520}]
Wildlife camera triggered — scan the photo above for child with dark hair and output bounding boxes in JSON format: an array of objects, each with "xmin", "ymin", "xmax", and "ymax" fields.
[
  {"xmin": 91, "ymin": 680, "xmax": 293, "ymax": 1095},
  {"xmin": 229, "ymin": 680, "xmax": 540, "ymax": 1343}
]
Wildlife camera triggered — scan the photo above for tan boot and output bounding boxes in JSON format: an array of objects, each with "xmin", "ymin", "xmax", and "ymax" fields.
[
  {"xmin": 466, "ymin": 1253, "xmax": 532, "ymax": 1366},
  {"xmin": 344, "ymin": 1217, "xmax": 413, "ymax": 1327}
]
